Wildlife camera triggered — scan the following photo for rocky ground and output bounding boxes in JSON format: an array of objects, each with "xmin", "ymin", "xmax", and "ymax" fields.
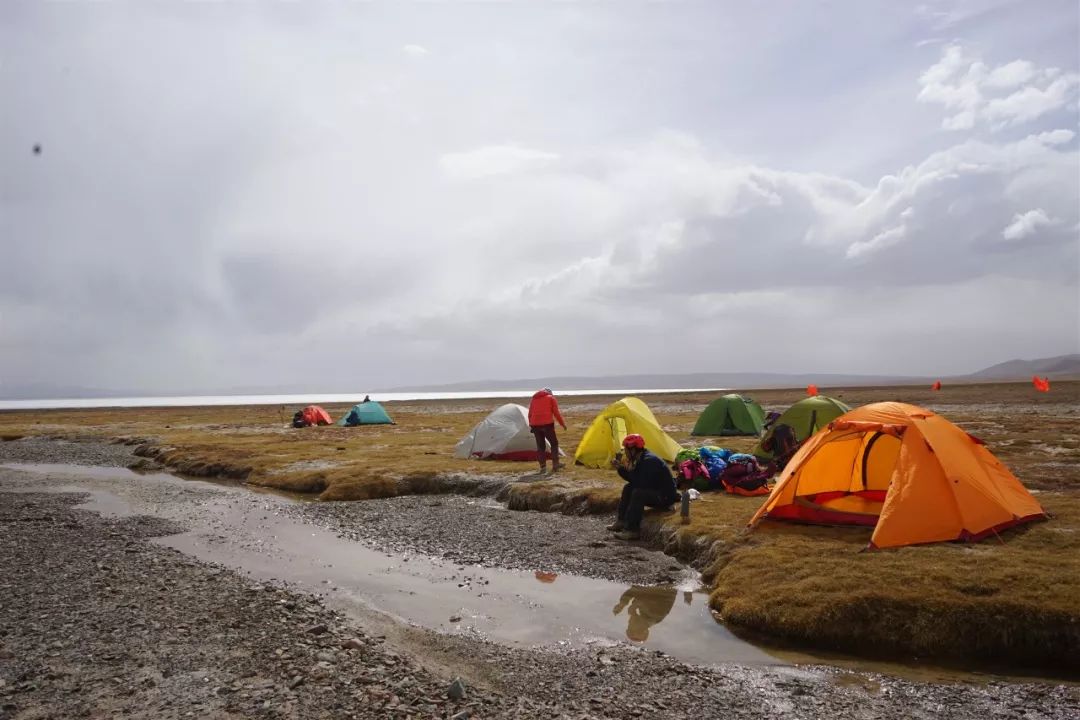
[{"xmin": 1, "ymin": 438, "xmax": 1078, "ymax": 719}]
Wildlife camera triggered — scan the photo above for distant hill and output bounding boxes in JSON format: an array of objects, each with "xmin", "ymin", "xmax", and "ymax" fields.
[
  {"xmin": 4, "ymin": 354, "xmax": 1075, "ymax": 401},
  {"xmin": 966, "ymin": 353, "xmax": 1080, "ymax": 380},
  {"xmin": 383, "ymin": 371, "xmax": 929, "ymax": 393}
]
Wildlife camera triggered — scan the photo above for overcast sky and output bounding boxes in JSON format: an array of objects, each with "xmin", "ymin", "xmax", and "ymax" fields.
[{"xmin": 2, "ymin": 0, "xmax": 1078, "ymax": 394}]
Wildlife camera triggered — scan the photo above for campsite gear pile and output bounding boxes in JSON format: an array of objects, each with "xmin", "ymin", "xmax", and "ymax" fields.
[{"xmin": 675, "ymin": 446, "xmax": 772, "ymax": 496}]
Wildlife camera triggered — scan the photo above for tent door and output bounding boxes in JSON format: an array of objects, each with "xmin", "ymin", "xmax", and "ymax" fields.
[{"xmin": 608, "ymin": 417, "xmax": 628, "ymax": 457}]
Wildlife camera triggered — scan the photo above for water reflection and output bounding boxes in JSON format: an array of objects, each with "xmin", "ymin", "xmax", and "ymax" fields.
[{"xmin": 612, "ymin": 586, "xmax": 680, "ymax": 642}]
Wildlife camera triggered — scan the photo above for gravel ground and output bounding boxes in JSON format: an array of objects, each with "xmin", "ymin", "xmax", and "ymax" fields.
[
  {"xmin": 293, "ymin": 495, "xmax": 691, "ymax": 586},
  {"xmin": 1, "ymin": 439, "xmax": 1078, "ymax": 719},
  {"xmin": 3, "ymin": 489, "xmax": 1077, "ymax": 720},
  {"xmin": 0, "ymin": 436, "xmax": 141, "ymax": 468}
]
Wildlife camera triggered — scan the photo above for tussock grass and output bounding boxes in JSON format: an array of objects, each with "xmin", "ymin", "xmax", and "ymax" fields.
[{"xmin": 2, "ymin": 381, "xmax": 1077, "ymax": 670}]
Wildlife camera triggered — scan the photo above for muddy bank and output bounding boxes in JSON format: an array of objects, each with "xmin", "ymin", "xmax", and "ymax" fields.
[{"xmin": 2, "ymin": 486, "xmax": 1077, "ymax": 720}]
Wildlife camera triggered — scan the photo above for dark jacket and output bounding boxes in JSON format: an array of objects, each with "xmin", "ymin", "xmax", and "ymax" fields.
[{"xmin": 617, "ymin": 450, "xmax": 678, "ymax": 503}]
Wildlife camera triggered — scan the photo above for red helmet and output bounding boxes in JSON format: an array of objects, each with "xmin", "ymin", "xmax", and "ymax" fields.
[{"xmin": 621, "ymin": 434, "xmax": 645, "ymax": 449}]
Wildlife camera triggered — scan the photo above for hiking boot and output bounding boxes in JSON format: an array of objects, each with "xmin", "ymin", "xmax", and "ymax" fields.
[
  {"xmin": 550, "ymin": 462, "xmax": 566, "ymax": 473},
  {"xmin": 605, "ymin": 521, "xmax": 625, "ymax": 532},
  {"xmin": 537, "ymin": 465, "xmax": 548, "ymax": 475},
  {"xmin": 614, "ymin": 530, "xmax": 641, "ymax": 541}
]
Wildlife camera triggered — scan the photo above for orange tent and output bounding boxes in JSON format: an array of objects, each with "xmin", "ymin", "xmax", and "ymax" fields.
[
  {"xmin": 931, "ymin": 380, "xmax": 942, "ymax": 391},
  {"xmin": 297, "ymin": 405, "xmax": 333, "ymax": 427},
  {"xmin": 806, "ymin": 384, "xmax": 819, "ymax": 397},
  {"xmin": 748, "ymin": 402, "xmax": 1046, "ymax": 549},
  {"xmin": 1033, "ymin": 376, "xmax": 1050, "ymax": 392}
]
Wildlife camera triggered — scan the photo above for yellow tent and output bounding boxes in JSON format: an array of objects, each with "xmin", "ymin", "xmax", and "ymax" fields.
[
  {"xmin": 573, "ymin": 397, "xmax": 683, "ymax": 468},
  {"xmin": 748, "ymin": 402, "xmax": 1047, "ymax": 548}
]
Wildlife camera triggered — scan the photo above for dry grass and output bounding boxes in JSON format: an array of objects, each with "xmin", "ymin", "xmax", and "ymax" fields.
[{"xmin": 2, "ymin": 381, "xmax": 1078, "ymax": 670}]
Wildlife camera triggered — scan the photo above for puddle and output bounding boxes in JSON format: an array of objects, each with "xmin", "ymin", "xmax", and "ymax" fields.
[
  {"xmin": 3, "ymin": 462, "xmax": 1074, "ymax": 684},
  {"xmin": 1, "ymin": 462, "xmax": 777, "ymax": 667}
]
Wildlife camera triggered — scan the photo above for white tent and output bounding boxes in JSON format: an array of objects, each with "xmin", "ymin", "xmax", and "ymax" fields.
[{"xmin": 454, "ymin": 403, "xmax": 563, "ymax": 461}]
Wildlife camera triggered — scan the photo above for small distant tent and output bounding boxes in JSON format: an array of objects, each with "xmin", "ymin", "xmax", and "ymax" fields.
[
  {"xmin": 293, "ymin": 405, "xmax": 333, "ymax": 427},
  {"xmin": 574, "ymin": 397, "xmax": 682, "ymax": 468},
  {"xmin": 752, "ymin": 395, "xmax": 851, "ymax": 460},
  {"xmin": 691, "ymin": 394, "xmax": 766, "ymax": 437},
  {"xmin": 454, "ymin": 403, "xmax": 564, "ymax": 461},
  {"xmin": 748, "ymin": 402, "xmax": 1047, "ymax": 548},
  {"xmin": 337, "ymin": 401, "xmax": 394, "ymax": 426}
]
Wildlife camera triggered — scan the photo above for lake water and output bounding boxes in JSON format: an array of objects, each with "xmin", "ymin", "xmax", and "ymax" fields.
[{"xmin": 0, "ymin": 387, "xmax": 726, "ymax": 411}]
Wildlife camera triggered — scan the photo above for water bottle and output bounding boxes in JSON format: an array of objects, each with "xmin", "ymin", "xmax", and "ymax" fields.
[{"xmin": 680, "ymin": 490, "xmax": 691, "ymax": 524}]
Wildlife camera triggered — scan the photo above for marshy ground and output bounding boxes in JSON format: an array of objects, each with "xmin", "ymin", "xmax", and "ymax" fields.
[{"xmin": 1, "ymin": 382, "xmax": 1078, "ymax": 718}]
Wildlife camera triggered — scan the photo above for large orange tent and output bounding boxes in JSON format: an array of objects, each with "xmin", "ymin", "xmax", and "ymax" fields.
[{"xmin": 748, "ymin": 402, "xmax": 1047, "ymax": 549}]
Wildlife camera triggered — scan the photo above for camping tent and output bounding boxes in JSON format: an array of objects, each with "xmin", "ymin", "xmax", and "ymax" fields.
[
  {"xmin": 294, "ymin": 405, "xmax": 333, "ymax": 427},
  {"xmin": 691, "ymin": 394, "xmax": 766, "ymax": 436},
  {"xmin": 337, "ymin": 401, "xmax": 394, "ymax": 426},
  {"xmin": 748, "ymin": 402, "xmax": 1047, "ymax": 548},
  {"xmin": 752, "ymin": 395, "xmax": 851, "ymax": 459},
  {"xmin": 454, "ymin": 403, "xmax": 563, "ymax": 461},
  {"xmin": 574, "ymin": 397, "xmax": 683, "ymax": 468}
]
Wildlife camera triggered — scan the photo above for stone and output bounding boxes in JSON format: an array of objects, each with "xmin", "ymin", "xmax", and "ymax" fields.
[{"xmin": 447, "ymin": 677, "xmax": 466, "ymax": 701}]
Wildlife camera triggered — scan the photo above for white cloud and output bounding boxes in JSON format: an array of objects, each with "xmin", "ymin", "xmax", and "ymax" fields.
[
  {"xmin": 917, "ymin": 44, "xmax": 1080, "ymax": 131},
  {"xmin": 401, "ymin": 44, "xmax": 429, "ymax": 58},
  {"xmin": 439, "ymin": 144, "xmax": 559, "ymax": 180},
  {"xmin": 1002, "ymin": 208, "xmax": 1054, "ymax": 240},
  {"xmin": 984, "ymin": 59, "xmax": 1036, "ymax": 89}
]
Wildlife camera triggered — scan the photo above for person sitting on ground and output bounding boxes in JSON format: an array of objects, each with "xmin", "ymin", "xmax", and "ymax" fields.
[
  {"xmin": 607, "ymin": 434, "xmax": 680, "ymax": 541},
  {"xmin": 528, "ymin": 387, "xmax": 566, "ymax": 474}
]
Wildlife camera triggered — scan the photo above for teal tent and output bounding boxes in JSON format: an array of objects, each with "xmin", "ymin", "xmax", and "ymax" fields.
[
  {"xmin": 337, "ymin": 401, "xmax": 394, "ymax": 426},
  {"xmin": 690, "ymin": 394, "xmax": 766, "ymax": 436}
]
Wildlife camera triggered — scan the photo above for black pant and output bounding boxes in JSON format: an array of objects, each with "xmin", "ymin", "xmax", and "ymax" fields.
[
  {"xmin": 617, "ymin": 485, "xmax": 673, "ymax": 531},
  {"xmin": 531, "ymin": 424, "xmax": 559, "ymax": 462}
]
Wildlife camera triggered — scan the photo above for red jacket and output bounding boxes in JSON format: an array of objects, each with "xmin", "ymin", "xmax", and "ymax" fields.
[{"xmin": 528, "ymin": 390, "xmax": 565, "ymax": 428}]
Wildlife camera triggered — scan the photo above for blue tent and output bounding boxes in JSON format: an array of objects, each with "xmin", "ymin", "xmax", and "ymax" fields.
[{"xmin": 337, "ymin": 401, "xmax": 394, "ymax": 426}]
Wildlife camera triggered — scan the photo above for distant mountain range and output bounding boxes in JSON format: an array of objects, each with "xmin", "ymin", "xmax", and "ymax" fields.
[
  {"xmin": 966, "ymin": 353, "xmax": 1080, "ymax": 380},
  {"xmin": 2, "ymin": 354, "xmax": 1077, "ymax": 401},
  {"xmin": 382, "ymin": 354, "xmax": 1080, "ymax": 393}
]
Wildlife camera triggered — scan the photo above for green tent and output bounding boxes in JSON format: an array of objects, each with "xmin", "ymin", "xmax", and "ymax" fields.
[
  {"xmin": 752, "ymin": 395, "xmax": 851, "ymax": 459},
  {"xmin": 337, "ymin": 401, "xmax": 394, "ymax": 426},
  {"xmin": 691, "ymin": 394, "xmax": 766, "ymax": 436}
]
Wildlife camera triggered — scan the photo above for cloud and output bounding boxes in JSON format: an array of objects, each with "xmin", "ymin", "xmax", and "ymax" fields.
[
  {"xmin": 401, "ymin": 44, "xmax": 429, "ymax": 58},
  {"xmin": 1, "ymin": 3, "xmax": 1077, "ymax": 393},
  {"xmin": 1002, "ymin": 208, "xmax": 1054, "ymax": 240},
  {"xmin": 918, "ymin": 44, "xmax": 1080, "ymax": 131},
  {"xmin": 439, "ymin": 144, "xmax": 560, "ymax": 180}
]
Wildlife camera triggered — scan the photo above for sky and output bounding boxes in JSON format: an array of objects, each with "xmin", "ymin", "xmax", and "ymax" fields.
[{"xmin": 1, "ymin": 0, "xmax": 1078, "ymax": 394}]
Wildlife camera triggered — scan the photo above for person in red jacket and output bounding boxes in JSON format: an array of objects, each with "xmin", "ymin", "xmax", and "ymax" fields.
[{"xmin": 528, "ymin": 388, "xmax": 566, "ymax": 474}]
